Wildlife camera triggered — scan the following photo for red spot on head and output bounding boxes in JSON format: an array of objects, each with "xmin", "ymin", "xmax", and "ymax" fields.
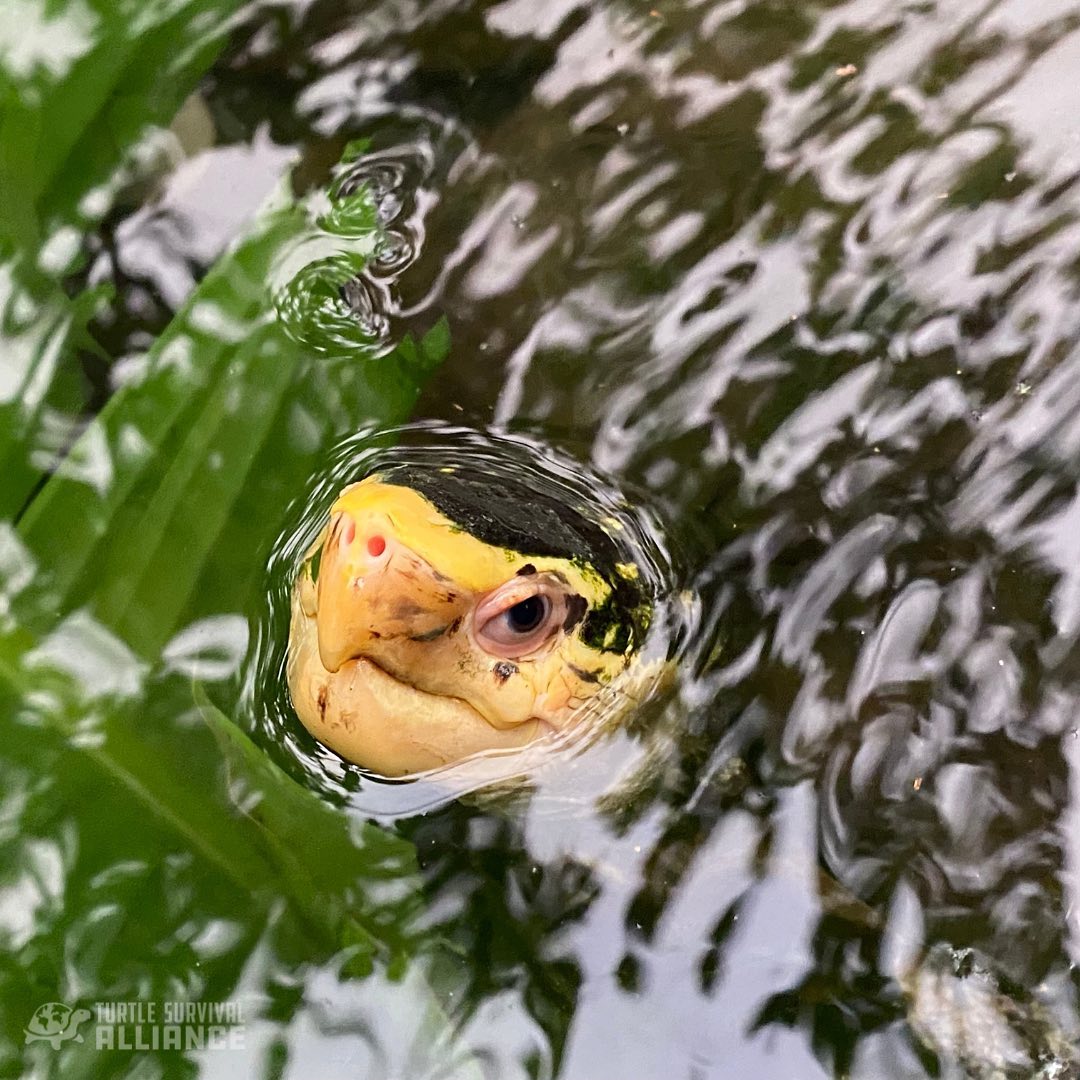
[{"xmin": 367, "ymin": 535, "xmax": 386, "ymax": 558}]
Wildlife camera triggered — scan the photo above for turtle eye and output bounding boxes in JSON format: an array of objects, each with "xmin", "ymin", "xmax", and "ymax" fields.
[
  {"xmin": 506, "ymin": 595, "xmax": 547, "ymax": 633},
  {"xmin": 475, "ymin": 582, "xmax": 568, "ymax": 658}
]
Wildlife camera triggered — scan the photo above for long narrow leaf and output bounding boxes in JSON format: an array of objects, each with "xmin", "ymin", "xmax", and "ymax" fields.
[
  {"xmin": 0, "ymin": 154, "xmax": 450, "ymax": 1011},
  {"xmin": 0, "ymin": 0, "xmax": 247, "ymax": 520}
]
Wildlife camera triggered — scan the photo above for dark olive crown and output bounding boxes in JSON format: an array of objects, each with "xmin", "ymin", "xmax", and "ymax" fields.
[{"xmin": 376, "ymin": 463, "xmax": 649, "ymax": 654}]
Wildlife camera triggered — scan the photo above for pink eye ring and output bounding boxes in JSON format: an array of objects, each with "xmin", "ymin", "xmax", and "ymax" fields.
[{"xmin": 473, "ymin": 580, "xmax": 571, "ymax": 658}]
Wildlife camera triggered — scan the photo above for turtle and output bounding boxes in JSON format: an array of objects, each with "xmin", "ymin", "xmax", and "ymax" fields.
[
  {"xmin": 24, "ymin": 1002, "xmax": 93, "ymax": 1050},
  {"xmin": 286, "ymin": 460, "xmax": 660, "ymax": 777}
]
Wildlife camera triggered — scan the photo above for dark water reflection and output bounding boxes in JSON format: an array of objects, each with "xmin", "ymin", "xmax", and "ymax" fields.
[{"xmin": 19, "ymin": 0, "xmax": 1080, "ymax": 1076}]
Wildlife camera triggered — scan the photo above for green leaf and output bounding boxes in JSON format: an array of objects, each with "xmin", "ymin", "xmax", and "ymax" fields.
[
  {"xmin": 199, "ymin": 689, "xmax": 423, "ymax": 960},
  {"xmin": 0, "ymin": 0, "xmax": 245, "ymax": 248},
  {"xmin": 14, "ymin": 174, "xmax": 438, "ymax": 654},
  {"xmin": 0, "ymin": 145, "xmax": 451, "ymax": 996},
  {"xmin": 420, "ymin": 314, "xmax": 453, "ymax": 368},
  {"xmin": 0, "ymin": 0, "xmax": 248, "ymax": 521},
  {"xmin": 0, "ymin": 10, "xmax": 460, "ymax": 1071}
]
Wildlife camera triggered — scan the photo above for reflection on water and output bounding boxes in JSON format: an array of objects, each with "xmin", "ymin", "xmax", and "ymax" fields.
[{"xmin": 8, "ymin": 0, "xmax": 1080, "ymax": 1076}]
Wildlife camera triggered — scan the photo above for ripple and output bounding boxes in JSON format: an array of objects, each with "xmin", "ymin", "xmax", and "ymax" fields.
[
  {"xmin": 274, "ymin": 252, "xmax": 389, "ymax": 353},
  {"xmin": 274, "ymin": 139, "xmax": 435, "ymax": 355},
  {"xmin": 243, "ymin": 422, "xmax": 686, "ymax": 815}
]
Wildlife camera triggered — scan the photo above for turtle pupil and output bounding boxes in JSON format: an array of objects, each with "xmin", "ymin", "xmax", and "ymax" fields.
[{"xmin": 507, "ymin": 595, "xmax": 545, "ymax": 633}]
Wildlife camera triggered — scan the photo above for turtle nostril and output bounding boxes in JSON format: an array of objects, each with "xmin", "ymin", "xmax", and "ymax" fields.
[{"xmin": 367, "ymin": 535, "xmax": 386, "ymax": 557}]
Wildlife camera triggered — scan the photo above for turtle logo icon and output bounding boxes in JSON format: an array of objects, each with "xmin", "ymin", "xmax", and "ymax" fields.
[{"xmin": 24, "ymin": 1002, "xmax": 92, "ymax": 1050}]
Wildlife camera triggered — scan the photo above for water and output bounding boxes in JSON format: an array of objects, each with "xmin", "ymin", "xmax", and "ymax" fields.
[{"xmin": 7, "ymin": 0, "xmax": 1080, "ymax": 1077}]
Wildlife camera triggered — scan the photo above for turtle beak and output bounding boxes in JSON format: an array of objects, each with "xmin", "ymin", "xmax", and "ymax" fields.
[{"xmin": 314, "ymin": 506, "xmax": 468, "ymax": 674}]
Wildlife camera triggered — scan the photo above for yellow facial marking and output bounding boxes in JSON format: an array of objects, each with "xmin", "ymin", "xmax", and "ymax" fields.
[{"xmin": 333, "ymin": 476, "xmax": 610, "ymax": 599}]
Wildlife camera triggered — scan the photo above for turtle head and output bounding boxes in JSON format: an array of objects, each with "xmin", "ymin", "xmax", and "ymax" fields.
[{"xmin": 287, "ymin": 468, "xmax": 650, "ymax": 776}]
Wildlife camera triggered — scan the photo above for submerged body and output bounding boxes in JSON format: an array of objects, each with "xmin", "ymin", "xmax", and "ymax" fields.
[{"xmin": 287, "ymin": 466, "xmax": 652, "ymax": 775}]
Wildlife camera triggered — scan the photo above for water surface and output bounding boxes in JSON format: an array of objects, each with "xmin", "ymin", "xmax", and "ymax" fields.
[{"xmin": 7, "ymin": 0, "xmax": 1080, "ymax": 1077}]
